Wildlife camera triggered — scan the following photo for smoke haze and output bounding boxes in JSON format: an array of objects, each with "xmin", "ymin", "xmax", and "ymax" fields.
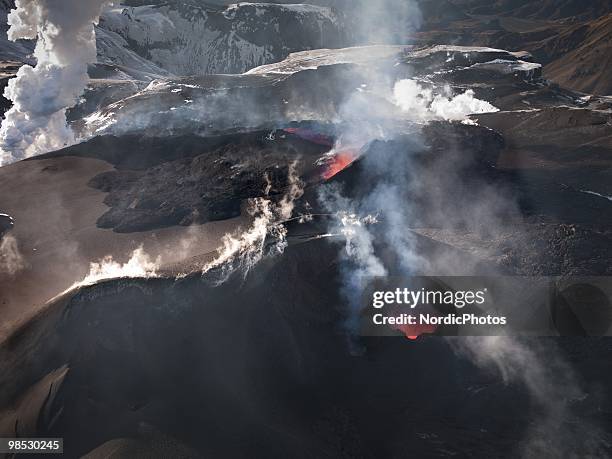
[{"xmin": 453, "ymin": 336, "xmax": 606, "ymax": 458}]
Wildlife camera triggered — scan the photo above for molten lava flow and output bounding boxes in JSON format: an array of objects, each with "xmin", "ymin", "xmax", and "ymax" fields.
[{"xmin": 323, "ymin": 150, "xmax": 357, "ymax": 180}]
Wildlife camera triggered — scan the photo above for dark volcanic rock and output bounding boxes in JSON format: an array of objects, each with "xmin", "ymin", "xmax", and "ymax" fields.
[
  {"xmin": 48, "ymin": 119, "xmax": 506, "ymax": 234},
  {"xmin": 82, "ymin": 130, "xmax": 328, "ymax": 232},
  {"xmin": 1, "ymin": 239, "xmax": 611, "ymax": 458}
]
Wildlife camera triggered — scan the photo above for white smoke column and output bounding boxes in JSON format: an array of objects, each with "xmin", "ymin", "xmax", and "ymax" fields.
[
  {"xmin": 336, "ymin": 211, "xmax": 385, "ymax": 281},
  {"xmin": 319, "ymin": 184, "xmax": 386, "ymax": 335},
  {"xmin": 73, "ymin": 246, "xmax": 160, "ymax": 289},
  {"xmin": 364, "ymin": 181, "xmax": 429, "ymax": 273},
  {"xmin": 393, "ymin": 79, "xmax": 499, "ymax": 122},
  {"xmin": 203, "ymin": 198, "xmax": 276, "ymax": 279},
  {"xmin": 320, "ymin": 76, "xmax": 499, "ymax": 279},
  {"xmin": 0, "ymin": 234, "xmax": 27, "ymax": 276},
  {"xmin": 203, "ymin": 162, "xmax": 304, "ymax": 281},
  {"xmin": 0, "ymin": 0, "xmax": 112, "ymax": 165}
]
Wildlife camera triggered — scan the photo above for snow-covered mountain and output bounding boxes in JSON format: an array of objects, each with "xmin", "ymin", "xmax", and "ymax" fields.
[
  {"xmin": 95, "ymin": 2, "xmax": 347, "ymax": 76},
  {"xmin": 0, "ymin": 1, "xmax": 347, "ymax": 77}
]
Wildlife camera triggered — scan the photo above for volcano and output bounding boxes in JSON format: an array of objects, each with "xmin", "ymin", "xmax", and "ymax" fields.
[{"xmin": 0, "ymin": 1, "xmax": 611, "ymax": 458}]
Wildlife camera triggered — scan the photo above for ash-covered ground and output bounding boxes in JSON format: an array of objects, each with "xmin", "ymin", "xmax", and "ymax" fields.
[{"xmin": 0, "ymin": 1, "xmax": 611, "ymax": 458}]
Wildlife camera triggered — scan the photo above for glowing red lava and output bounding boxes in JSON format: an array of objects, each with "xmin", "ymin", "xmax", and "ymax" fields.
[
  {"xmin": 393, "ymin": 322, "xmax": 438, "ymax": 340},
  {"xmin": 323, "ymin": 150, "xmax": 357, "ymax": 180}
]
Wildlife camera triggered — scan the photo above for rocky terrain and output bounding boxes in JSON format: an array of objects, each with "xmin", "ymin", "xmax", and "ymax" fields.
[
  {"xmin": 0, "ymin": 1, "xmax": 347, "ymax": 77},
  {"xmin": 96, "ymin": 2, "xmax": 347, "ymax": 75},
  {"xmin": 52, "ymin": 44, "xmax": 611, "ymax": 279},
  {"xmin": 416, "ymin": 0, "xmax": 612, "ymax": 94},
  {"xmin": 2, "ymin": 240, "xmax": 612, "ymax": 458}
]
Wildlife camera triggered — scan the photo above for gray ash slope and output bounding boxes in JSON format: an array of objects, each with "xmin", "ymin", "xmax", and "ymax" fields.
[{"xmin": 2, "ymin": 236, "xmax": 612, "ymax": 458}]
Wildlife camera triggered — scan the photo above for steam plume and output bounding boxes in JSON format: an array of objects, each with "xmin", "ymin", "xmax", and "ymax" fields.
[
  {"xmin": 203, "ymin": 162, "xmax": 304, "ymax": 281},
  {"xmin": 72, "ymin": 246, "xmax": 159, "ymax": 290},
  {"xmin": 317, "ymin": 73, "xmax": 498, "ymax": 321},
  {"xmin": 393, "ymin": 79, "xmax": 499, "ymax": 121},
  {"xmin": 318, "ymin": 184, "xmax": 386, "ymax": 334},
  {"xmin": 0, "ymin": 234, "xmax": 27, "ymax": 276},
  {"xmin": 0, "ymin": 0, "xmax": 112, "ymax": 165}
]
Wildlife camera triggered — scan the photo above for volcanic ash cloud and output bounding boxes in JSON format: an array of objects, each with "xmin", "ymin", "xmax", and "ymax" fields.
[{"xmin": 0, "ymin": 0, "xmax": 112, "ymax": 166}]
